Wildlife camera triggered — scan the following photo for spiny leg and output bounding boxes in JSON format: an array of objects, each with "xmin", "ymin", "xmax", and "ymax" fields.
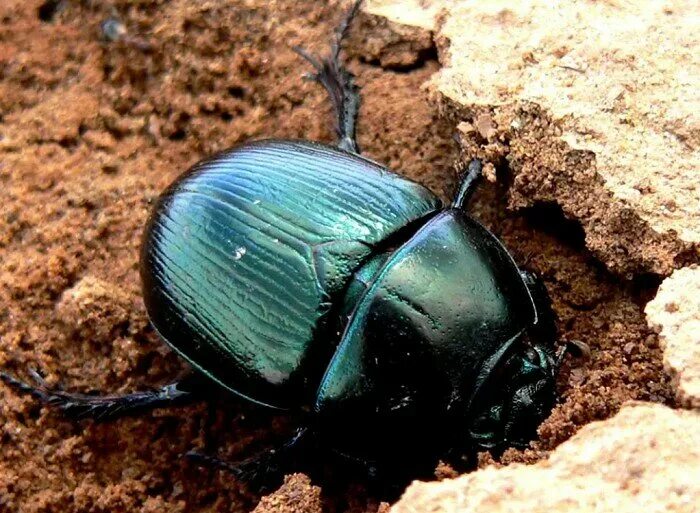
[
  {"xmin": 293, "ymin": 0, "xmax": 363, "ymax": 154},
  {"xmin": 519, "ymin": 270, "xmax": 591, "ymax": 366},
  {"xmin": 519, "ymin": 268, "xmax": 557, "ymax": 343},
  {"xmin": 186, "ymin": 427, "xmax": 310, "ymax": 486},
  {"xmin": 451, "ymin": 159, "xmax": 483, "ymax": 209},
  {"xmin": 0, "ymin": 368, "xmax": 202, "ymax": 421}
]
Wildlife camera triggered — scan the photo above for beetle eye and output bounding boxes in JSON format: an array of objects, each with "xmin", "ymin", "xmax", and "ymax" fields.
[{"xmin": 524, "ymin": 347, "xmax": 539, "ymax": 364}]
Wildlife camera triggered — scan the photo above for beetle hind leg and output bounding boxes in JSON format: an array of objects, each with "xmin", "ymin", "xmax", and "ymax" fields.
[
  {"xmin": 186, "ymin": 427, "xmax": 309, "ymax": 487},
  {"xmin": 293, "ymin": 0, "xmax": 363, "ymax": 154},
  {"xmin": 185, "ymin": 450, "xmax": 269, "ymax": 483},
  {"xmin": 0, "ymin": 368, "xmax": 200, "ymax": 421},
  {"xmin": 452, "ymin": 159, "xmax": 483, "ymax": 209}
]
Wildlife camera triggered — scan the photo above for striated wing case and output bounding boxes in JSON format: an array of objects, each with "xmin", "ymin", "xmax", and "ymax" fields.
[{"xmin": 140, "ymin": 140, "xmax": 441, "ymax": 408}]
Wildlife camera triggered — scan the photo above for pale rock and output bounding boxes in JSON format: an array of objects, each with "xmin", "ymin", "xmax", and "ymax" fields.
[
  {"xmin": 367, "ymin": 0, "xmax": 700, "ymax": 276},
  {"xmin": 392, "ymin": 403, "xmax": 700, "ymax": 513},
  {"xmin": 646, "ymin": 266, "xmax": 700, "ymax": 409}
]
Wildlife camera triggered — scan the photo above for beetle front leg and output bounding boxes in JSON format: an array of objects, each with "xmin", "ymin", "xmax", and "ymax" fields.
[
  {"xmin": 520, "ymin": 269, "xmax": 558, "ymax": 344},
  {"xmin": 293, "ymin": 0, "xmax": 363, "ymax": 154},
  {"xmin": 0, "ymin": 368, "xmax": 202, "ymax": 421}
]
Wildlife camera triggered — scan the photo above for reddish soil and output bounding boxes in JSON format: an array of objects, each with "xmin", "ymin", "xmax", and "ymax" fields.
[{"xmin": 0, "ymin": 1, "xmax": 674, "ymax": 512}]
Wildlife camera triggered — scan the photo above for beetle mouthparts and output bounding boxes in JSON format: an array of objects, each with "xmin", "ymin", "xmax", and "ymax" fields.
[{"xmin": 468, "ymin": 344, "xmax": 558, "ymax": 451}]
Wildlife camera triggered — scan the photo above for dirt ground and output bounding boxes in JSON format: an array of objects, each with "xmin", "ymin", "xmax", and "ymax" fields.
[{"xmin": 0, "ymin": 1, "xmax": 675, "ymax": 512}]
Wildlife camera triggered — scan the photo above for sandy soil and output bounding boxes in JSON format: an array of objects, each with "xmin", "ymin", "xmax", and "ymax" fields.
[{"xmin": 0, "ymin": 1, "xmax": 675, "ymax": 512}]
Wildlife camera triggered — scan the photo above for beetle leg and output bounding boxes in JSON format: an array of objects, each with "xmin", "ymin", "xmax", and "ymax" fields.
[
  {"xmin": 292, "ymin": 0, "xmax": 363, "ymax": 154},
  {"xmin": 451, "ymin": 159, "xmax": 483, "ymax": 209},
  {"xmin": 186, "ymin": 427, "xmax": 309, "ymax": 485},
  {"xmin": 519, "ymin": 269, "xmax": 558, "ymax": 344},
  {"xmin": 555, "ymin": 339, "xmax": 592, "ymax": 368},
  {"xmin": 0, "ymin": 368, "xmax": 201, "ymax": 421}
]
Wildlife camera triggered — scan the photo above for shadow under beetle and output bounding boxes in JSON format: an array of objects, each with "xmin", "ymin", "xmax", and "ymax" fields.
[{"xmin": 1, "ymin": 0, "xmax": 576, "ymax": 483}]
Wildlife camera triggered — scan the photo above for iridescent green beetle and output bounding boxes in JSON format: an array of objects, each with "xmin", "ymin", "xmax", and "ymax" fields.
[{"xmin": 1, "ymin": 0, "xmax": 573, "ymax": 480}]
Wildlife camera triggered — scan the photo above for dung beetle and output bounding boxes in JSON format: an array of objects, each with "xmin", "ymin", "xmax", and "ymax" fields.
[{"xmin": 1, "ymin": 0, "xmax": 574, "ymax": 481}]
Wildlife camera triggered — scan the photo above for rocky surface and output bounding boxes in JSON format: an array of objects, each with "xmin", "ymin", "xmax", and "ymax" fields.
[
  {"xmin": 646, "ymin": 266, "xmax": 700, "ymax": 409},
  {"xmin": 392, "ymin": 403, "xmax": 700, "ymax": 513},
  {"xmin": 369, "ymin": 0, "xmax": 700, "ymax": 277}
]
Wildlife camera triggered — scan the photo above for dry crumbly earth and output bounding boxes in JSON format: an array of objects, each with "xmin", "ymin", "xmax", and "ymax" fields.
[
  {"xmin": 646, "ymin": 266, "xmax": 700, "ymax": 410},
  {"xmin": 0, "ymin": 1, "xmax": 691, "ymax": 512}
]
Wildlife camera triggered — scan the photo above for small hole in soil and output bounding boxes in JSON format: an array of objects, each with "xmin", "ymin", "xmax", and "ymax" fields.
[
  {"xmin": 168, "ymin": 129, "xmax": 187, "ymax": 141},
  {"xmin": 361, "ymin": 46, "xmax": 438, "ymax": 73},
  {"xmin": 58, "ymin": 137, "xmax": 79, "ymax": 150},
  {"xmin": 628, "ymin": 272, "xmax": 663, "ymax": 306},
  {"xmin": 521, "ymin": 201, "xmax": 587, "ymax": 251},
  {"xmin": 220, "ymin": 112, "xmax": 233, "ymax": 122},
  {"xmin": 227, "ymin": 86, "xmax": 245, "ymax": 98},
  {"xmin": 37, "ymin": 0, "xmax": 63, "ymax": 22}
]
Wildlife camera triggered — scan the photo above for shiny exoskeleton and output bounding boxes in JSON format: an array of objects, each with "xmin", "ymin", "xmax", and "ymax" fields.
[{"xmin": 1, "ymin": 0, "xmax": 568, "ymax": 481}]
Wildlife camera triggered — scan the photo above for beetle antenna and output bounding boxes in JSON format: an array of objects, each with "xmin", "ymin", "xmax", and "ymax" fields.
[
  {"xmin": 292, "ymin": 0, "xmax": 364, "ymax": 154},
  {"xmin": 452, "ymin": 159, "xmax": 483, "ymax": 210}
]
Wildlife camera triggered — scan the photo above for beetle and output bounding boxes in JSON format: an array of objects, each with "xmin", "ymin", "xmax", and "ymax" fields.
[{"xmin": 1, "ymin": 0, "xmax": 575, "ymax": 481}]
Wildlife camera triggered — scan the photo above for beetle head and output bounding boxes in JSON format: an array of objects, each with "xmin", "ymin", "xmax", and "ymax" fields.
[{"xmin": 467, "ymin": 343, "xmax": 559, "ymax": 452}]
